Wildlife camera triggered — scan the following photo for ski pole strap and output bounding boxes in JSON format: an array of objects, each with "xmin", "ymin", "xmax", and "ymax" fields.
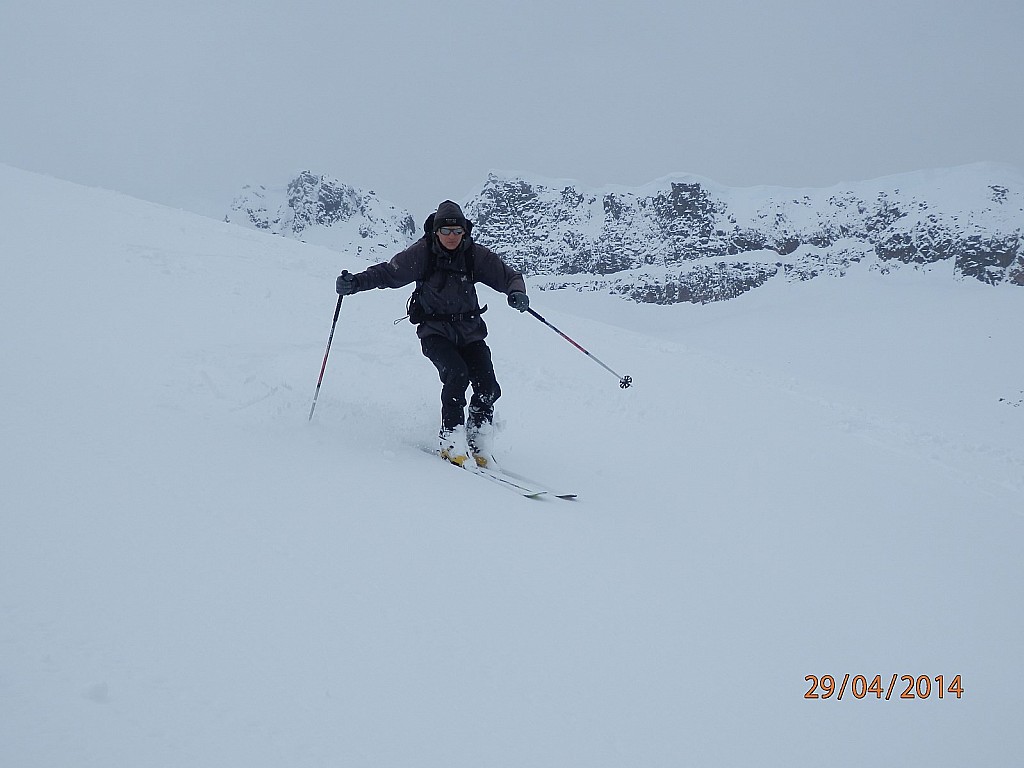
[{"xmin": 525, "ymin": 307, "xmax": 632, "ymax": 388}]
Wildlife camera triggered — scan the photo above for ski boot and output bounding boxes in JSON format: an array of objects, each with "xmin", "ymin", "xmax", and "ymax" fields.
[
  {"xmin": 439, "ymin": 425, "xmax": 472, "ymax": 467},
  {"xmin": 466, "ymin": 418, "xmax": 496, "ymax": 468}
]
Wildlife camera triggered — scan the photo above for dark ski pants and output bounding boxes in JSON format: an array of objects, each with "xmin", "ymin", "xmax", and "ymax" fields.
[{"xmin": 420, "ymin": 336, "xmax": 501, "ymax": 431}]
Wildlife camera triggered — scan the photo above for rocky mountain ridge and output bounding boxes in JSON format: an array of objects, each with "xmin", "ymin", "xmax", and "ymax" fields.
[
  {"xmin": 228, "ymin": 164, "xmax": 1024, "ymax": 304},
  {"xmin": 224, "ymin": 171, "xmax": 415, "ymax": 261}
]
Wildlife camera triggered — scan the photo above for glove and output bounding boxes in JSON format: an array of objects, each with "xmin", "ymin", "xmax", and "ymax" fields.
[
  {"xmin": 336, "ymin": 270, "xmax": 359, "ymax": 296},
  {"xmin": 507, "ymin": 291, "xmax": 529, "ymax": 312}
]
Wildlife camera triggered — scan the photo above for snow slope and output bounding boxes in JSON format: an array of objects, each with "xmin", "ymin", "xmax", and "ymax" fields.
[{"xmin": 2, "ymin": 165, "xmax": 1022, "ymax": 767}]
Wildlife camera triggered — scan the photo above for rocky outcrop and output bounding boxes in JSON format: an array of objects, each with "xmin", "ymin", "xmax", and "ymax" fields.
[
  {"xmin": 464, "ymin": 163, "xmax": 1024, "ymax": 303},
  {"xmin": 225, "ymin": 171, "xmax": 416, "ymax": 259},
  {"xmin": 228, "ymin": 164, "xmax": 1024, "ymax": 304}
]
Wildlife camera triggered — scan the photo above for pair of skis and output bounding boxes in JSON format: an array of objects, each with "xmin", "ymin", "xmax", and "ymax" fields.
[
  {"xmin": 424, "ymin": 448, "xmax": 576, "ymax": 500},
  {"xmin": 471, "ymin": 462, "xmax": 577, "ymax": 500}
]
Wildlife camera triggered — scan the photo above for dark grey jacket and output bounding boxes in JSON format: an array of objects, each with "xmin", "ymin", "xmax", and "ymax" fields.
[{"xmin": 353, "ymin": 236, "xmax": 526, "ymax": 345}]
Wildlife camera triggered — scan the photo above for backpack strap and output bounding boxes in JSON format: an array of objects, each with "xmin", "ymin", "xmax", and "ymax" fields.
[
  {"xmin": 417, "ymin": 305, "xmax": 488, "ymax": 323},
  {"xmin": 402, "ymin": 239, "xmax": 485, "ymax": 325},
  {"xmin": 418, "ymin": 237, "xmax": 473, "ymax": 281}
]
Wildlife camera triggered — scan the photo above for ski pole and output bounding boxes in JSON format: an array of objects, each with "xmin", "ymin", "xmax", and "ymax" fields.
[
  {"xmin": 308, "ymin": 295, "xmax": 344, "ymax": 421},
  {"xmin": 525, "ymin": 307, "xmax": 632, "ymax": 388}
]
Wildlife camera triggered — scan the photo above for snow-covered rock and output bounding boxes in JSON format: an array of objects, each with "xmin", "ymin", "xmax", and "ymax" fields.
[
  {"xmin": 229, "ymin": 164, "xmax": 1024, "ymax": 303},
  {"xmin": 465, "ymin": 163, "xmax": 1024, "ymax": 303},
  {"xmin": 225, "ymin": 170, "xmax": 416, "ymax": 259}
]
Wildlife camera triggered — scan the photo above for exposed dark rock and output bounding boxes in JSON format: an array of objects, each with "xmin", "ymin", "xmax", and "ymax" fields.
[{"xmin": 229, "ymin": 164, "xmax": 1023, "ymax": 305}]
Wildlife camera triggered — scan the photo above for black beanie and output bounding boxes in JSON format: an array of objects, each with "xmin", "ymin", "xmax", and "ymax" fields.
[{"xmin": 433, "ymin": 200, "xmax": 468, "ymax": 231}]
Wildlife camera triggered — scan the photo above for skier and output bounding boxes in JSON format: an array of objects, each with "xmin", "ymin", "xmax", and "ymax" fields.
[{"xmin": 335, "ymin": 200, "xmax": 529, "ymax": 467}]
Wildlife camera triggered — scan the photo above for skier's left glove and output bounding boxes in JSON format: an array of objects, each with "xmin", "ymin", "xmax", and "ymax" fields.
[
  {"xmin": 507, "ymin": 291, "xmax": 529, "ymax": 312},
  {"xmin": 336, "ymin": 271, "xmax": 359, "ymax": 296}
]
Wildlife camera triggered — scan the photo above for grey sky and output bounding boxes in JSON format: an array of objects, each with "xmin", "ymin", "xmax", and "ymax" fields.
[{"xmin": 2, "ymin": 0, "xmax": 1022, "ymax": 218}]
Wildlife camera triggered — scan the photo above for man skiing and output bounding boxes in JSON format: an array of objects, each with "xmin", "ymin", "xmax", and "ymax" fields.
[{"xmin": 335, "ymin": 199, "xmax": 529, "ymax": 467}]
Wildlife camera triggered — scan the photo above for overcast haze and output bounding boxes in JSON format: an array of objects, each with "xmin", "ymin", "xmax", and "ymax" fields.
[{"xmin": 3, "ymin": 0, "xmax": 1022, "ymax": 219}]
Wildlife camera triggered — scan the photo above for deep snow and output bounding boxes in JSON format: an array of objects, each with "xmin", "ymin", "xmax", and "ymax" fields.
[{"xmin": 1, "ymin": 165, "xmax": 1022, "ymax": 767}]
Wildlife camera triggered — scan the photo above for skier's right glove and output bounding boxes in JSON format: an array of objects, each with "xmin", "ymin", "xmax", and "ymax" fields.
[
  {"xmin": 507, "ymin": 291, "xmax": 529, "ymax": 312},
  {"xmin": 336, "ymin": 271, "xmax": 359, "ymax": 296}
]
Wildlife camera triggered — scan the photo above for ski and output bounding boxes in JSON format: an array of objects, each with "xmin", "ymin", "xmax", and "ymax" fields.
[
  {"xmin": 420, "ymin": 447, "xmax": 547, "ymax": 498},
  {"xmin": 469, "ymin": 464, "xmax": 549, "ymax": 498},
  {"xmin": 475, "ymin": 461, "xmax": 577, "ymax": 500},
  {"xmin": 419, "ymin": 446, "xmax": 576, "ymax": 500}
]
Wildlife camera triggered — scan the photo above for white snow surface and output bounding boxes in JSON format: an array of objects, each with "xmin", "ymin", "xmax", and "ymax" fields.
[{"xmin": 2, "ymin": 164, "xmax": 1022, "ymax": 766}]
